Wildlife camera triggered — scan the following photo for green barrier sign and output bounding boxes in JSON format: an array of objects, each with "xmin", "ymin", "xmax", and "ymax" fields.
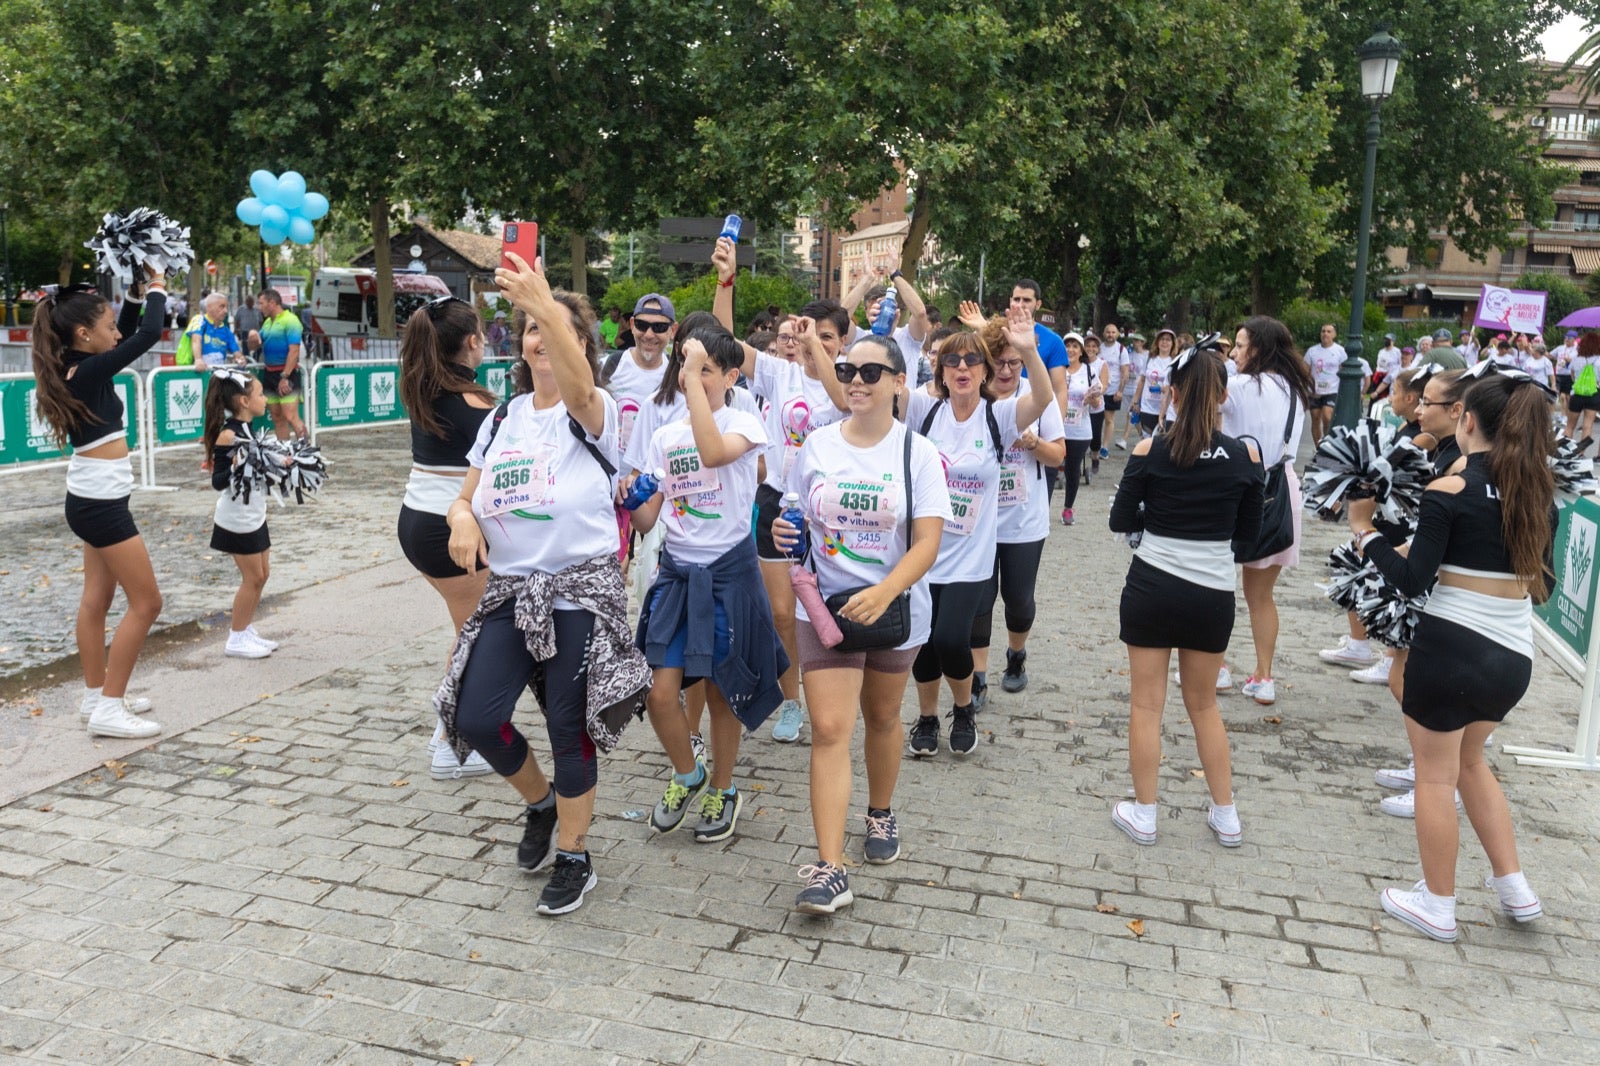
[
  {"xmin": 149, "ymin": 369, "xmax": 271, "ymax": 444},
  {"xmin": 316, "ymin": 363, "xmax": 406, "ymax": 429},
  {"xmin": 0, "ymin": 373, "xmax": 139, "ymax": 467},
  {"xmin": 1536, "ymin": 494, "xmax": 1600, "ymax": 658},
  {"xmin": 477, "ymin": 361, "xmax": 514, "ymax": 401}
]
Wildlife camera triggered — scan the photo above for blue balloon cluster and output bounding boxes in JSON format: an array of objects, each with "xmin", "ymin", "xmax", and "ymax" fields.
[{"xmin": 235, "ymin": 170, "xmax": 330, "ymax": 246}]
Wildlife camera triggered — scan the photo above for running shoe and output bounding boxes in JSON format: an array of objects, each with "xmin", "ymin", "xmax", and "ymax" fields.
[
  {"xmin": 795, "ymin": 862, "xmax": 853, "ymax": 914},
  {"xmin": 909, "ymin": 715, "xmax": 940, "ymax": 757},
  {"xmin": 650, "ymin": 763, "xmax": 708, "ymax": 834},
  {"xmin": 1241, "ymin": 676, "xmax": 1275, "ymax": 705},
  {"xmin": 1061, "ymin": 508, "xmax": 1075, "ymax": 526},
  {"xmin": 1112, "ymin": 800, "xmax": 1157, "ymax": 845},
  {"xmin": 536, "ymin": 852, "xmax": 596, "ymax": 916},
  {"xmin": 1098, "ymin": 447, "xmax": 1110, "ymax": 460},
  {"xmin": 770, "ymin": 700, "xmax": 804, "ymax": 744},
  {"xmin": 1002, "ymin": 649, "xmax": 1028, "ymax": 693},
  {"xmin": 517, "ymin": 800, "xmax": 559, "ymax": 871},
  {"xmin": 1215, "ymin": 666, "xmax": 1234, "ymax": 692},
  {"xmin": 970, "ymin": 674, "xmax": 989, "ymax": 713},
  {"xmin": 1380, "ymin": 880, "xmax": 1457, "ymax": 942},
  {"xmin": 948, "ymin": 704, "xmax": 978, "ymax": 755},
  {"xmin": 863, "ymin": 809, "xmax": 901, "ymax": 864},
  {"xmin": 693, "ymin": 787, "xmax": 742, "ymax": 843},
  {"xmin": 1318, "ymin": 636, "xmax": 1377, "ymax": 667}
]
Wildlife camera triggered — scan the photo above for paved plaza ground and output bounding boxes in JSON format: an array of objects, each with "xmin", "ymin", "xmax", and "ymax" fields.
[{"xmin": 1, "ymin": 428, "xmax": 1598, "ymax": 1064}]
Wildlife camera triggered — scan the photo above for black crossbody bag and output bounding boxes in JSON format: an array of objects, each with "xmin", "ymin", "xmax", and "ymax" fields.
[{"xmin": 1232, "ymin": 386, "xmax": 1298, "ymax": 563}]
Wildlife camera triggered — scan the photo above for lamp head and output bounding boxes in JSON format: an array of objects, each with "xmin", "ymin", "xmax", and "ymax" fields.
[{"xmin": 1358, "ymin": 28, "xmax": 1403, "ymax": 102}]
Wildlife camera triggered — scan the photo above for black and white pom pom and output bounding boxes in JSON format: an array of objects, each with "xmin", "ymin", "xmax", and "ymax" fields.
[
  {"xmin": 1324, "ymin": 543, "xmax": 1370, "ymax": 613},
  {"xmin": 1301, "ymin": 419, "xmax": 1434, "ymax": 526},
  {"xmin": 227, "ymin": 427, "xmax": 278, "ymax": 506},
  {"xmin": 1354, "ymin": 577, "xmax": 1429, "ymax": 650},
  {"xmin": 83, "ymin": 208, "xmax": 194, "ymax": 283},
  {"xmin": 1552, "ymin": 436, "xmax": 1598, "ymax": 496},
  {"xmin": 267, "ymin": 439, "xmax": 328, "ymax": 504}
]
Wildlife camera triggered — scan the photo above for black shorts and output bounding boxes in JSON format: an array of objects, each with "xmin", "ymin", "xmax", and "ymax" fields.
[
  {"xmin": 1570, "ymin": 392, "xmax": 1600, "ymax": 413},
  {"xmin": 753, "ymin": 483, "xmax": 788, "ymax": 562},
  {"xmin": 1556, "ymin": 375, "xmax": 1573, "ymax": 396},
  {"xmin": 211, "ymin": 522, "xmax": 270, "ymax": 555},
  {"xmin": 262, "ymin": 366, "xmax": 303, "ymax": 400},
  {"xmin": 1104, "ymin": 395, "xmax": 1122, "ymax": 412},
  {"xmin": 1119, "ymin": 556, "xmax": 1234, "ymax": 653},
  {"xmin": 1402, "ymin": 615, "xmax": 1530, "ymax": 731},
  {"xmin": 1312, "ymin": 393, "xmax": 1338, "ymax": 410},
  {"xmin": 64, "ymin": 493, "xmax": 138, "ymax": 549},
  {"xmin": 398, "ymin": 504, "xmax": 467, "ymax": 579}
]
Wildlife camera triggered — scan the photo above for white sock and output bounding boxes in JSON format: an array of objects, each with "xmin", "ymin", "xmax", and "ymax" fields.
[
  {"xmin": 1348, "ymin": 639, "xmax": 1370, "ymax": 654},
  {"xmin": 229, "ymin": 628, "xmax": 250, "ymax": 639},
  {"xmin": 1490, "ymin": 871, "xmax": 1532, "ymax": 898},
  {"xmin": 1210, "ymin": 802, "xmax": 1237, "ymax": 818},
  {"xmin": 1421, "ymin": 883, "xmax": 1456, "ymax": 907},
  {"xmin": 1133, "ymin": 801, "xmax": 1157, "ymax": 819},
  {"xmin": 83, "ymin": 685, "xmax": 102, "ymax": 700}
]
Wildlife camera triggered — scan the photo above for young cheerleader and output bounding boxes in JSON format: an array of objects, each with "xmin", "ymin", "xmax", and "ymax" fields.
[
  {"xmin": 202, "ymin": 370, "xmax": 278, "ymax": 658},
  {"xmin": 633, "ymin": 331, "xmax": 787, "ymax": 843},
  {"xmin": 33, "ymin": 271, "xmax": 167, "ymax": 738}
]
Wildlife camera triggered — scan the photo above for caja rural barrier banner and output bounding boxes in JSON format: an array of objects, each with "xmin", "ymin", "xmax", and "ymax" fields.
[{"xmin": 0, "ymin": 373, "xmax": 139, "ymax": 467}]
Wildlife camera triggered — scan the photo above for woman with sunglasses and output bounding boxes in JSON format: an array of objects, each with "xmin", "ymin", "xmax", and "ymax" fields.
[
  {"xmin": 1349, "ymin": 373, "xmax": 1553, "ymax": 941},
  {"xmin": 398, "ymin": 295, "xmax": 499, "ymax": 780},
  {"xmin": 772, "ymin": 334, "xmax": 950, "ymax": 913},
  {"xmin": 438, "ymin": 255, "xmax": 649, "ymax": 916},
  {"xmin": 903, "ymin": 306, "xmax": 1053, "ymax": 756},
  {"xmin": 1109, "ymin": 347, "xmax": 1263, "ymax": 848},
  {"xmin": 969, "ymin": 316, "xmax": 1067, "ymax": 694},
  {"xmin": 1056, "ymin": 332, "xmax": 1098, "ymax": 526},
  {"xmin": 32, "ymin": 271, "xmax": 167, "ymax": 738}
]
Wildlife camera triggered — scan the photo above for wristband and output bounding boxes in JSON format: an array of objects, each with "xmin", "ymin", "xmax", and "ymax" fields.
[
  {"xmin": 890, "ymin": 270, "xmax": 903, "ymax": 281},
  {"xmin": 1355, "ymin": 529, "xmax": 1381, "ymax": 551},
  {"xmin": 718, "ymin": 277, "xmax": 734, "ymax": 289}
]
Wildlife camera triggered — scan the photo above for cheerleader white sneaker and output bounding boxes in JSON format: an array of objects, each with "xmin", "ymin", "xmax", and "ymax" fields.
[
  {"xmin": 1379, "ymin": 788, "xmax": 1462, "ymax": 818},
  {"xmin": 1381, "ymin": 880, "xmax": 1457, "ymax": 942},
  {"xmin": 79, "ymin": 688, "xmax": 152, "ymax": 720},
  {"xmin": 1374, "ymin": 760, "xmax": 1415, "ymax": 789},
  {"xmin": 1350, "ymin": 657, "xmax": 1392, "ymax": 685},
  {"xmin": 1483, "ymin": 871, "xmax": 1542, "ymax": 922},
  {"xmin": 244, "ymin": 625, "xmax": 278, "ymax": 651},
  {"xmin": 1112, "ymin": 800, "xmax": 1157, "ymax": 845},
  {"xmin": 86, "ymin": 696, "xmax": 162, "ymax": 739},
  {"xmin": 1207, "ymin": 802, "xmax": 1243, "ymax": 847},
  {"xmin": 225, "ymin": 631, "xmax": 272, "ymax": 659},
  {"xmin": 1319, "ymin": 636, "xmax": 1377, "ymax": 667}
]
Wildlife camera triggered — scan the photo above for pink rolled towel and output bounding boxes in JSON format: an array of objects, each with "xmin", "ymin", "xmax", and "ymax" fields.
[{"xmin": 790, "ymin": 564, "xmax": 843, "ymax": 647}]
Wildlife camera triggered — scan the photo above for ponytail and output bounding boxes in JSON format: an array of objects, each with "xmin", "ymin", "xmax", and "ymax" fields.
[
  {"xmin": 202, "ymin": 371, "xmax": 253, "ymax": 465},
  {"xmin": 1165, "ymin": 351, "xmax": 1227, "ymax": 468},
  {"xmin": 30, "ymin": 292, "xmax": 106, "ymax": 448},
  {"xmin": 400, "ymin": 301, "xmax": 494, "ymax": 436},
  {"xmin": 652, "ymin": 310, "xmax": 721, "ymax": 406},
  {"xmin": 1463, "ymin": 377, "xmax": 1556, "ymax": 600}
]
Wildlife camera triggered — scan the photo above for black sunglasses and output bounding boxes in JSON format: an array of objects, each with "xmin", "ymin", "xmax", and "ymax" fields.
[
  {"xmin": 835, "ymin": 362, "xmax": 898, "ymax": 385},
  {"xmin": 634, "ymin": 319, "xmax": 673, "ymax": 334},
  {"xmin": 940, "ymin": 352, "xmax": 986, "ymax": 368},
  {"xmin": 425, "ymin": 295, "xmax": 470, "ymax": 320}
]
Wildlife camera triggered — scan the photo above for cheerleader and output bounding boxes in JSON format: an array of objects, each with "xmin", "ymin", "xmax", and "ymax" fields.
[
  {"xmin": 202, "ymin": 370, "xmax": 278, "ymax": 659},
  {"xmin": 1349, "ymin": 373, "xmax": 1553, "ymax": 940},
  {"xmin": 32, "ymin": 272, "xmax": 166, "ymax": 739},
  {"xmin": 396, "ymin": 295, "xmax": 497, "ymax": 780},
  {"xmin": 633, "ymin": 330, "xmax": 787, "ymax": 843},
  {"xmin": 904, "ymin": 307, "xmax": 1053, "ymax": 756},
  {"xmin": 1109, "ymin": 348, "xmax": 1264, "ymax": 847}
]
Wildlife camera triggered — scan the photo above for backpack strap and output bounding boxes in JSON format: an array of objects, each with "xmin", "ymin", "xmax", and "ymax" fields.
[
  {"xmin": 984, "ymin": 400, "xmax": 1003, "ymax": 457},
  {"xmin": 918, "ymin": 399, "xmax": 943, "ymax": 437},
  {"xmin": 601, "ymin": 350, "xmax": 624, "ymax": 385},
  {"xmin": 902, "ymin": 423, "xmax": 916, "ymax": 552},
  {"xmin": 485, "ymin": 401, "xmax": 510, "ymax": 448},
  {"xmin": 484, "ymin": 399, "xmax": 615, "ymax": 479}
]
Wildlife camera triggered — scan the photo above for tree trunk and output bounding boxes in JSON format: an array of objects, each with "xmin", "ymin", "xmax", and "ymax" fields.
[
  {"xmin": 1094, "ymin": 277, "xmax": 1120, "ymax": 332},
  {"xmin": 569, "ymin": 231, "xmax": 588, "ymax": 297},
  {"xmin": 1167, "ymin": 295, "xmax": 1192, "ymax": 333},
  {"xmin": 371, "ymin": 197, "xmax": 396, "ymax": 339},
  {"xmin": 1057, "ymin": 234, "xmax": 1082, "ymax": 328},
  {"xmin": 900, "ymin": 179, "xmax": 933, "ymax": 278},
  {"xmin": 58, "ymin": 246, "xmax": 73, "ymax": 287},
  {"xmin": 1250, "ymin": 264, "xmax": 1281, "ymax": 317}
]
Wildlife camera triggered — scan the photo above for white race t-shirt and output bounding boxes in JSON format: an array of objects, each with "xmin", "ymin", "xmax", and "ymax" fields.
[
  {"xmin": 1219, "ymin": 373, "xmax": 1306, "ymax": 469},
  {"xmin": 606, "ymin": 350, "xmax": 669, "ymax": 459},
  {"xmin": 623, "ymin": 385, "xmax": 762, "ymax": 475},
  {"xmin": 1141, "ymin": 355, "xmax": 1174, "ymax": 415},
  {"xmin": 1375, "ymin": 346, "xmax": 1402, "ymax": 380},
  {"xmin": 1100, "ymin": 341, "xmax": 1130, "ymax": 395},
  {"xmin": 788, "ymin": 421, "xmax": 951, "ymax": 650},
  {"xmin": 1060, "ymin": 362, "xmax": 1095, "ymax": 441},
  {"xmin": 906, "ymin": 390, "xmax": 1022, "ymax": 583},
  {"xmin": 1552, "ymin": 343, "xmax": 1577, "ymax": 376},
  {"xmin": 1305, "ymin": 343, "xmax": 1347, "ymax": 395},
  {"xmin": 1521, "ymin": 354, "xmax": 1555, "ymax": 387},
  {"xmin": 647, "ymin": 405, "xmax": 767, "ymax": 566},
  {"xmin": 997, "ymin": 381, "xmax": 1067, "ymax": 545},
  {"xmin": 752, "ymin": 352, "xmax": 847, "ymax": 492},
  {"xmin": 892, "ymin": 323, "xmax": 925, "ymax": 372},
  {"xmin": 1123, "ymin": 348, "xmax": 1149, "ymax": 398},
  {"xmin": 468, "ymin": 392, "xmax": 620, "ymax": 598}
]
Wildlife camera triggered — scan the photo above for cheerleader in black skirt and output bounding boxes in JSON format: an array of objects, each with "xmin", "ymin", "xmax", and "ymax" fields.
[
  {"xmin": 202, "ymin": 370, "xmax": 278, "ymax": 659},
  {"xmin": 1108, "ymin": 347, "xmax": 1263, "ymax": 849}
]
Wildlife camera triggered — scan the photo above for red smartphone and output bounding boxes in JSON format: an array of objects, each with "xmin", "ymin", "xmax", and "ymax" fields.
[{"xmin": 500, "ymin": 221, "xmax": 539, "ymax": 273}]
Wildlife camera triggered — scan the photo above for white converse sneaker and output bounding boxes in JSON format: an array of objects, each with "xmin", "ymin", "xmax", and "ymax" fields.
[
  {"xmin": 1207, "ymin": 803, "xmax": 1243, "ymax": 847},
  {"xmin": 79, "ymin": 689, "xmax": 153, "ymax": 720},
  {"xmin": 225, "ymin": 631, "xmax": 271, "ymax": 659},
  {"xmin": 86, "ymin": 696, "xmax": 162, "ymax": 739},
  {"xmin": 244, "ymin": 625, "xmax": 278, "ymax": 651},
  {"xmin": 1483, "ymin": 872, "xmax": 1542, "ymax": 922},
  {"xmin": 1112, "ymin": 800, "xmax": 1157, "ymax": 845},
  {"xmin": 429, "ymin": 743, "xmax": 495, "ymax": 781},
  {"xmin": 1374, "ymin": 760, "xmax": 1415, "ymax": 789},
  {"xmin": 1350, "ymin": 657, "xmax": 1392, "ymax": 685},
  {"xmin": 1319, "ymin": 636, "xmax": 1377, "ymax": 667},
  {"xmin": 1378, "ymin": 788, "xmax": 1462, "ymax": 818},
  {"xmin": 1381, "ymin": 880, "xmax": 1457, "ymax": 942}
]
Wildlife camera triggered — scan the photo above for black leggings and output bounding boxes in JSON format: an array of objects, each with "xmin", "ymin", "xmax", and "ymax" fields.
[
  {"xmin": 1062, "ymin": 440, "xmax": 1092, "ymax": 508},
  {"xmin": 453, "ymin": 602, "xmax": 598, "ymax": 797},
  {"xmin": 912, "ymin": 579, "xmax": 989, "ymax": 684},
  {"xmin": 971, "ymin": 539, "xmax": 1047, "ymax": 646},
  {"xmin": 1089, "ymin": 411, "xmax": 1105, "ymax": 455}
]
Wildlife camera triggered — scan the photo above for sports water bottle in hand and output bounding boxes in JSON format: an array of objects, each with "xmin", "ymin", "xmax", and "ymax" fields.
[
  {"xmin": 871, "ymin": 288, "xmax": 898, "ymax": 336},
  {"xmin": 781, "ymin": 492, "xmax": 808, "ymax": 559},
  {"xmin": 719, "ymin": 215, "xmax": 743, "ymax": 243},
  {"xmin": 622, "ymin": 470, "xmax": 662, "ymax": 511}
]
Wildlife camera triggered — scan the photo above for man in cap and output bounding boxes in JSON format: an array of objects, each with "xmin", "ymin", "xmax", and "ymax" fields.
[
  {"xmin": 1424, "ymin": 327, "xmax": 1466, "ymax": 370},
  {"xmin": 1459, "ymin": 329, "xmax": 1480, "ymax": 365},
  {"xmin": 605, "ymin": 294, "xmax": 676, "ymax": 462}
]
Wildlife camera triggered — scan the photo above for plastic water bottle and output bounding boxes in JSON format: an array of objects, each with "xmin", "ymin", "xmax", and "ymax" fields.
[
  {"xmin": 622, "ymin": 470, "xmax": 662, "ymax": 511},
  {"xmin": 781, "ymin": 492, "xmax": 807, "ymax": 559},
  {"xmin": 719, "ymin": 215, "xmax": 743, "ymax": 243},
  {"xmin": 871, "ymin": 288, "xmax": 898, "ymax": 336}
]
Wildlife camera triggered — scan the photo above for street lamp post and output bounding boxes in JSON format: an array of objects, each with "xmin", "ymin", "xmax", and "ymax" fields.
[
  {"xmin": 1335, "ymin": 28, "xmax": 1403, "ymax": 429},
  {"xmin": 1, "ymin": 201, "xmax": 14, "ymax": 327}
]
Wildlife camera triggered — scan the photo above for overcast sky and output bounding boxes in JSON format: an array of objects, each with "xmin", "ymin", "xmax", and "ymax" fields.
[{"xmin": 1543, "ymin": 13, "xmax": 1592, "ymax": 61}]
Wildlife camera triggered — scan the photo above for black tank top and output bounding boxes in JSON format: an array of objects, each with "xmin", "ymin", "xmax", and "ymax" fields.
[{"xmin": 410, "ymin": 363, "xmax": 491, "ymax": 468}]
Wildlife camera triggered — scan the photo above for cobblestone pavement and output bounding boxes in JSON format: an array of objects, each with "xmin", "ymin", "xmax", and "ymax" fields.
[{"xmin": 2, "ymin": 438, "xmax": 1599, "ymax": 1064}]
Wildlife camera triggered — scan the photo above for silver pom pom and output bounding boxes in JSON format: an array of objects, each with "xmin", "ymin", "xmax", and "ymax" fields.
[
  {"xmin": 84, "ymin": 208, "xmax": 195, "ymax": 283},
  {"xmin": 1301, "ymin": 419, "xmax": 1434, "ymax": 526},
  {"xmin": 1551, "ymin": 436, "xmax": 1598, "ymax": 496}
]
